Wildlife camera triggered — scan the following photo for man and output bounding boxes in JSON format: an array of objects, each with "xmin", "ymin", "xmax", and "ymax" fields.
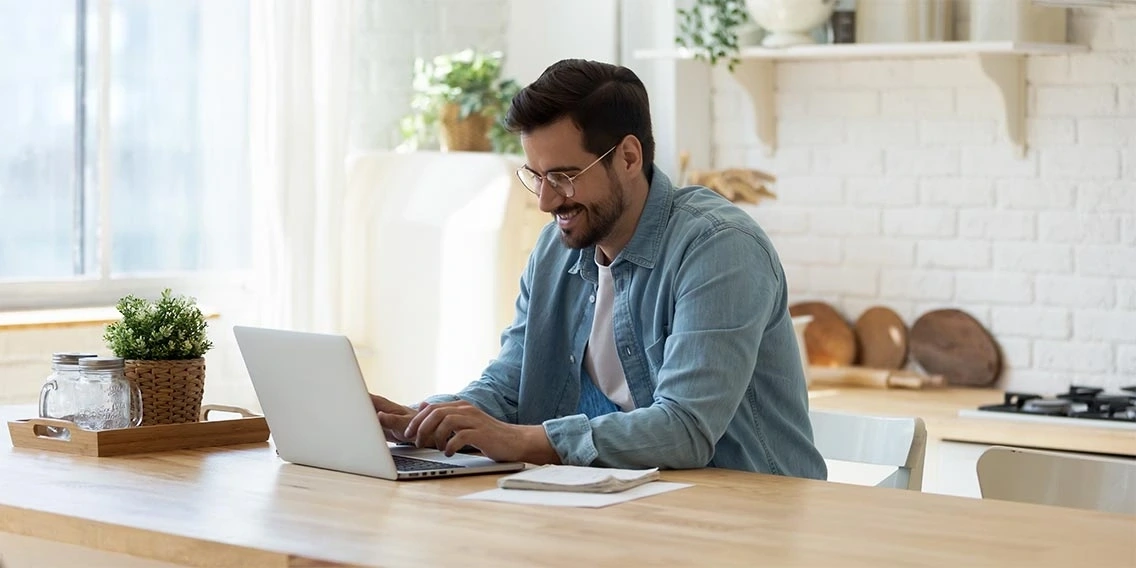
[{"xmin": 372, "ymin": 59, "xmax": 826, "ymax": 479}]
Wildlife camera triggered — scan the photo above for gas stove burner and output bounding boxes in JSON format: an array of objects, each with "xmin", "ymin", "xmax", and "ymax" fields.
[
  {"xmin": 1000, "ymin": 392, "xmax": 1041, "ymax": 408},
  {"xmin": 1021, "ymin": 398, "xmax": 1073, "ymax": 415},
  {"xmin": 1059, "ymin": 385, "xmax": 1105, "ymax": 402},
  {"xmin": 976, "ymin": 384, "xmax": 1136, "ymax": 424}
]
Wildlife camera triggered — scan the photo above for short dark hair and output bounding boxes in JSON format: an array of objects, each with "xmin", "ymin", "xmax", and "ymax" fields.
[{"xmin": 504, "ymin": 59, "xmax": 655, "ymax": 176}]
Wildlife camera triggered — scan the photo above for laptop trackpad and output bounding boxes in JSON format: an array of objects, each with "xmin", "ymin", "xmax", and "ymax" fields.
[{"xmin": 390, "ymin": 444, "xmax": 499, "ymax": 467}]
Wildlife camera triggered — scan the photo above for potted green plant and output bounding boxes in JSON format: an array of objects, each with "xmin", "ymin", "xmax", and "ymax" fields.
[
  {"xmin": 400, "ymin": 48, "xmax": 522, "ymax": 155},
  {"xmin": 103, "ymin": 288, "xmax": 214, "ymax": 426},
  {"xmin": 676, "ymin": 0, "xmax": 751, "ymax": 71}
]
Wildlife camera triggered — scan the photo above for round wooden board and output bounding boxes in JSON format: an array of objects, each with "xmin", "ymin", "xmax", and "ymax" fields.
[
  {"xmin": 854, "ymin": 306, "xmax": 908, "ymax": 370},
  {"xmin": 788, "ymin": 301, "xmax": 856, "ymax": 367},
  {"xmin": 909, "ymin": 308, "xmax": 1002, "ymax": 387}
]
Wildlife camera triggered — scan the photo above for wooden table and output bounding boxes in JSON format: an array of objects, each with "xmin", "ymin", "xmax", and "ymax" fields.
[
  {"xmin": 808, "ymin": 386, "xmax": 1136, "ymax": 457},
  {"xmin": 1, "ymin": 405, "xmax": 1134, "ymax": 567}
]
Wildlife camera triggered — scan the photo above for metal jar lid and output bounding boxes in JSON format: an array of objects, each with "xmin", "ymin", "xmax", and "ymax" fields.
[
  {"xmin": 78, "ymin": 356, "xmax": 126, "ymax": 371},
  {"xmin": 52, "ymin": 352, "xmax": 100, "ymax": 365}
]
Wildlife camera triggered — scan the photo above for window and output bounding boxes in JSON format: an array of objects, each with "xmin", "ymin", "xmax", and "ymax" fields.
[{"xmin": 0, "ymin": 0, "xmax": 250, "ymax": 307}]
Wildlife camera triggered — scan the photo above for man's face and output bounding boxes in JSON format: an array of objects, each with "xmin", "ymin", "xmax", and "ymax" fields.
[{"xmin": 520, "ymin": 118, "xmax": 626, "ymax": 250}]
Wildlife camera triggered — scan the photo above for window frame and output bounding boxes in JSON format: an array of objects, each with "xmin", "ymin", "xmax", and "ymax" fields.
[{"xmin": 0, "ymin": 0, "xmax": 250, "ymax": 312}]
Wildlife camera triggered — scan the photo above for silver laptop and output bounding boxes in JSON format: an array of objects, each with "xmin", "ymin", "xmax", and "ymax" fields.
[{"xmin": 232, "ymin": 325, "xmax": 525, "ymax": 480}]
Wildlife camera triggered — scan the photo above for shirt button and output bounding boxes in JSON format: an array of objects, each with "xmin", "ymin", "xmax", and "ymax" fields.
[
  {"xmin": 589, "ymin": 294, "xmax": 596, "ymax": 303},
  {"xmin": 569, "ymin": 354, "xmax": 576, "ymax": 364},
  {"xmin": 625, "ymin": 347, "xmax": 632, "ymax": 356}
]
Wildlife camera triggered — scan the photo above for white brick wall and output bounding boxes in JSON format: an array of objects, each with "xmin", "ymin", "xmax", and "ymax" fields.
[{"xmin": 712, "ymin": 6, "xmax": 1136, "ymax": 391}]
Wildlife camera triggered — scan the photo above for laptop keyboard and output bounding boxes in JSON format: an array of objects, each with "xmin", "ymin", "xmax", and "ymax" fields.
[{"xmin": 393, "ymin": 454, "xmax": 466, "ymax": 472}]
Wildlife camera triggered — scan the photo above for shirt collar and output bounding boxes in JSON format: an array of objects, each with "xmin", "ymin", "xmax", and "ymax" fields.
[{"xmin": 569, "ymin": 164, "xmax": 673, "ymax": 275}]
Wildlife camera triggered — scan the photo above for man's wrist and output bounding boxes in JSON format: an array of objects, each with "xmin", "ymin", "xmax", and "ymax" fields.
[{"xmin": 522, "ymin": 424, "xmax": 561, "ymax": 465}]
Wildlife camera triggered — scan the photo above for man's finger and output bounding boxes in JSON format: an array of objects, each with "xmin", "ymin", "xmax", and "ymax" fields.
[
  {"xmin": 404, "ymin": 404, "xmax": 429, "ymax": 438},
  {"xmin": 432, "ymin": 414, "xmax": 472, "ymax": 451},
  {"xmin": 412, "ymin": 406, "xmax": 451, "ymax": 448},
  {"xmin": 377, "ymin": 411, "xmax": 413, "ymax": 442},
  {"xmin": 370, "ymin": 394, "xmax": 411, "ymax": 415},
  {"xmin": 444, "ymin": 429, "xmax": 475, "ymax": 457}
]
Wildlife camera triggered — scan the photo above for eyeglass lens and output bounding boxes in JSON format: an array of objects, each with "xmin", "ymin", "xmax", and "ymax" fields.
[{"xmin": 519, "ymin": 170, "xmax": 573, "ymax": 198}]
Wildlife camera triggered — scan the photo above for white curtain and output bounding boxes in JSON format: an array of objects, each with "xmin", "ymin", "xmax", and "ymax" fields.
[{"xmin": 248, "ymin": 0, "xmax": 356, "ymax": 333}]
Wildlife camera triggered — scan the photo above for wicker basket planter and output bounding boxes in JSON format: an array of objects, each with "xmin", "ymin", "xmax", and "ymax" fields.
[
  {"xmin": 439, "ymin": 103, "xmax": 493, "ymax": 152},
  {"xmin": 125, "ymin": 358, "xmax": 206, "ymax": 426}
]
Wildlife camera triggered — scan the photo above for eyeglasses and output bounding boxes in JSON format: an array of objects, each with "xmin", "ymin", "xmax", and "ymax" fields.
[{"xmin": 516, "ymin": 145, "xmax": 617, "ymax": 199}]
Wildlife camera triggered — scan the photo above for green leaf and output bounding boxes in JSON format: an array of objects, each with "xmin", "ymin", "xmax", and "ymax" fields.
[
  {"xmin": 400, "ymin": 49, "xmax": 519, "ymax": 152},
  {"xmin": 103, "ymin": 288, "xmax": 213, "ymax": 360},
  {"xmin": 674, "ymin": 0, "xmax": 748, "ymax": 72}
]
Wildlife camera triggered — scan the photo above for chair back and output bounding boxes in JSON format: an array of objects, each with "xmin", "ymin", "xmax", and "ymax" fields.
[
  {"xmin": 810, "ymin": 410, "xmax": 927, "ymax": 490},
  {"xmin": 976, "ymin": 445, "xmax": 1136, "ymax": 515}
]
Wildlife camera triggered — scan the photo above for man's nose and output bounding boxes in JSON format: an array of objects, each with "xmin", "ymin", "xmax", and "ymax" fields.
[{"xmin": 537, "ymin": 182, "xmax": 564, "ymax": 213}]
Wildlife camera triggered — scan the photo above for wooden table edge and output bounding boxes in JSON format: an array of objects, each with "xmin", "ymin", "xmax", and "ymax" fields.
[{"xmin": 0, "ymin": 504, "xmax": 362, "ymax": 568}]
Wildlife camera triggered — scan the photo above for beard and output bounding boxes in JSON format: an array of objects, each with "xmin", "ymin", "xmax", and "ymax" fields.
[{"xmin": 555, "ymin": 169, "xmax": 627, "ymax": 250}]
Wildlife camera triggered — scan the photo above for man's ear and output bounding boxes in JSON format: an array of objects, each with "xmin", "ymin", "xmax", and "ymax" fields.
[{"xmin": 617, "ymin": 134, "xmax": 643, "ymax": 177}]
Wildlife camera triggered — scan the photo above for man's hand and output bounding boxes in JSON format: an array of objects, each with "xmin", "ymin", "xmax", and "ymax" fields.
[
  {"xmin": 371, "ymin": 394, "xmax": 418, "ymax": 444},
  {"xmin": 405, "ymin": 400, "xmax": 560, "ymax": 465}
]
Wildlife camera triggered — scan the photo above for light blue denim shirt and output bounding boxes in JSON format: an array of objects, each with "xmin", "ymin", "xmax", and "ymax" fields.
[{"xmin": 427, "ymin": 166, "xmax": 827, "ymax": 479}]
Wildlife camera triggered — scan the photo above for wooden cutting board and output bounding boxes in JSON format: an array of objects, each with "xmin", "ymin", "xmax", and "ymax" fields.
[
  {"xmin": 909, "ymin": 308, "xmax": 1002, "ymax": 387},
  {"xmin": 854, "ymin": 306, "xmax": 908, "ymax": 370},
  {"xmin": 788, "ymin": 301, "xmax": 856, "ymax": 366},
  {"xmin": 808, "ymin": 365, "xmax": 945, "ymax": 389}
]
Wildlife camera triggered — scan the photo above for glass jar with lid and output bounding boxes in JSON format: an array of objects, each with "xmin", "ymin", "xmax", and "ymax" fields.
[
  {"xmin": 38, "ymin": 352, "xmax": 99, "ymax": 434},
  {"xmin": 73, "ymin": 356, "xmax": 143, "ymax": 431}
]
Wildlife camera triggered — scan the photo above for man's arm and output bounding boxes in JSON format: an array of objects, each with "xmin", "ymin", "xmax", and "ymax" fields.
[{"xmin": 543, "ymin": 226, "xmax": 778, "ymax": 469}]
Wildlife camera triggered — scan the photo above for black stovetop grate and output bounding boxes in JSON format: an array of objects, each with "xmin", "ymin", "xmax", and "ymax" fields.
[{"xmin": 977, "ymin": 385, "xmax": 1136, "ymax": 423}]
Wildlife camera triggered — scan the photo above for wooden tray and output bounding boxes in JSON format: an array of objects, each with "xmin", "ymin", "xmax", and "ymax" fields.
[{"xmin": 7, "ymin": 404, "xmax": 270, "ymax": 457}]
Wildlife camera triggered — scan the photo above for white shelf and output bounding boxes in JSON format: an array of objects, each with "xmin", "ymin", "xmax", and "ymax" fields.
[
  {"xmin": 635, "ymin": 41, "xmax": 1087, "ymax": 61},
  {"xmin": 634, "ymin": 41, "xmax": 1089, "ymax": 156}
]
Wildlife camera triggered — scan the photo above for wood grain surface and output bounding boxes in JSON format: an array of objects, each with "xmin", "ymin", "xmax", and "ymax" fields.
[
  {"xmin": 909, "ymin": 309, "xmax": 1002, "ymax": 386},
  {"xmin": 789, "ymin": 301, "xmax": 857, "ymax": 366},
  {"xmin": 1, "ymin": 404, "xmax": 1134, "ymax": 567},
  {"xmin": 854, "ymin": 306, "xmax": 908, "ymax": 369}
]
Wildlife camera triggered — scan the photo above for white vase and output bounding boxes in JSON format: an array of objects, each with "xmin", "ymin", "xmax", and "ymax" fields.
[
  {"xmin": 746, "ymin": 0, "xmax": 837, "ymax": 48},
  {"xmin": 857, "ymin": 0, "xmax": 954, "ymax": 43}
]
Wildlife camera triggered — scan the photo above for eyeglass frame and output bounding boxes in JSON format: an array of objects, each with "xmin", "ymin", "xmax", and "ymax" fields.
[{"xmin": 516, "ymin": 145, "xmax": 618, "ymax": 199}]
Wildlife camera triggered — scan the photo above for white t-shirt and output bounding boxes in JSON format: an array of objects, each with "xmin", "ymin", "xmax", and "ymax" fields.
[{"xmin": 583, "ymin": 252, "xmax": 635, "ymax": 411}]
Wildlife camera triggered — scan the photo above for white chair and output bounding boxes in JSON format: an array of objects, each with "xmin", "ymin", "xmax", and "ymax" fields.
[
  {"xmin": 809, "ymin": 410, "xmax": 928, "ymax": 491},
  {"xmin": 976, "ymin": 446, "xmax": 1136, "ymax": 515}
]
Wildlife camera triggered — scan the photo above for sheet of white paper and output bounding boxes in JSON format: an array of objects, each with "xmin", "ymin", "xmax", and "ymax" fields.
[{"xmin": 461, "ymin": 481, "xmax": 692, "ymax": 508}]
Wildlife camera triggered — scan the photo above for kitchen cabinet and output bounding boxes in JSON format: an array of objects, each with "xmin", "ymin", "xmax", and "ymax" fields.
[
  {"xmin": 924, "ymin": 439, "xmax": 1136, "ymax": 500},
  {"xmin": 807, "ymin": 386, "xmax": 1136, "ymax": 499},
  {"xmin": 924, "ymin": 439, "xmax": 987, "ymax": 498}
]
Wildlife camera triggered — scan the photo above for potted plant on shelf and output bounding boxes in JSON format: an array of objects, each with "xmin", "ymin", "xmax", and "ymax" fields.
[
  {"xmin": 103, "ymin": 289, "xmax": 214, "ymax": 426},
  {"xmin": 677, "ymin": 0, "xmax": 837, "ymax": 68},
  {"xmin": 400, "ymin": 48, "xmax": 522, "ymax": 155},
  {"xmin": 676, "ymin": 0, "xmax": 751, "ymax": 71}
]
